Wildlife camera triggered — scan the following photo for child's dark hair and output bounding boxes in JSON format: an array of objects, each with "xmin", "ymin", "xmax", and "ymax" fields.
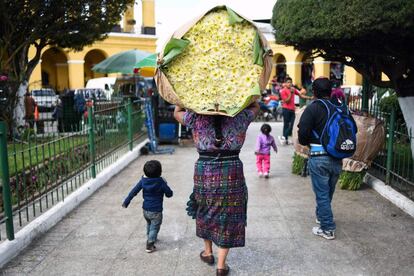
[
  {"xmin": 261, "ymin": 123, "xmax": 272, "ymax": 135},
  {"xmin": 143, "ymin": 160, "xmax": 162, "ymax": 178}
]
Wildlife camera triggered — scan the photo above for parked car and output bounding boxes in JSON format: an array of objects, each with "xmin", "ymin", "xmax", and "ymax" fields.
[
  {"xmin": 74, "ymin": 88, "xmax": 107, "ymax": 101},
  {"xmin": 85, "ymin": 77, "xmax": 115, "ymax": 101},
  {"xmin": 31, "ymin": 88, "xmax": 58, "ymax": 111}
]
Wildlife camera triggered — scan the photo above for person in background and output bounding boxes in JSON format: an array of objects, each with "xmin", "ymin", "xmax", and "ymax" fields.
[
  {"xmin": 331, "ymin": 87, "xmax": 346, "ymax": 104},
  {"xmin": 24, "ymin": 92, "xmax": 37, "ymax": 128},
  {"xmin": 73, "ymin": 90, "xmax": 86, "ymax": 128},
  {"xmin": 270, "ymin": 75, "xmax": 278, "ymax": 93},
  {"xmin": 279, "ymin": 77, "xmax": 312, "ymax": 145},
  {"xmin": 174, "ymin": 102, "xmax": 259, "ymax": 276},
  {"xmin": 52, "ymin": 98, "xmax": 63, "ymax": 132},
  {"xmin": 255, "ymin": 123, "xmax": 278, "ymax": 178}
]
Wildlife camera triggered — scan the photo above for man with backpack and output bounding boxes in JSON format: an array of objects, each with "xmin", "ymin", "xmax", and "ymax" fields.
[{"xmin": 298, "ymin": 77, "xmax": 357, "ymax": 240}]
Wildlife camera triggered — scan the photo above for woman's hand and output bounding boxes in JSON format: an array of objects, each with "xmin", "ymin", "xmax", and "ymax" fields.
[
  {"xmin": 248, "ymin": 101, "xmax": 260, "ymax": 117},
  {"xmin": 174, "ymin": 105, "xmax": 185, "ymax": 112}
]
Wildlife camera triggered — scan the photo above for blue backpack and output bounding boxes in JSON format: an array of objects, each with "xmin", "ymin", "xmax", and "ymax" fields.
[{"xmin": 313, "ymin": 99, "xmax": 357, "ymax": 159}]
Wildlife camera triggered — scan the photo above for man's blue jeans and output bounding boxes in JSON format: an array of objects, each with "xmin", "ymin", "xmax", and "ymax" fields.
[
  {"xmin": 308, "ymin": 155, "xmax": 342, "ymax": 231},
  {"xmin": 143, "ymin": 210, "xmax": 163, "ymax": 243}
]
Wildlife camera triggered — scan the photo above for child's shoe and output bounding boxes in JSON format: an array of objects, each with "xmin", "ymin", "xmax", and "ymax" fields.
[
  {"xmin": 258, "ymin": 172, "xmax": 263, "ymax": 178},
  {"xmin": 146, "ymin": 242, "xmax": 156, "ymax": 253},
  {"xmin": 264, "ymin": 172, "xmax": 269, "ymax": 178}
]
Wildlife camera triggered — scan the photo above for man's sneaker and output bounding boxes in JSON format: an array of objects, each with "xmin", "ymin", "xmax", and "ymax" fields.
[
  {"xmin": 146, "ymin": 242, "xmax": 156, "ymax": 253},
  {"xmin": 312, "ymin": 227, "xmax": 335, "ymax": 240}
]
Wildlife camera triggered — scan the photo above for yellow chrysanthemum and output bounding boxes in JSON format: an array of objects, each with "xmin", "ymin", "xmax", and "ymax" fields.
[{"xmin": 163, "ymin": 9, "xmax": 262, "ymax": 113}]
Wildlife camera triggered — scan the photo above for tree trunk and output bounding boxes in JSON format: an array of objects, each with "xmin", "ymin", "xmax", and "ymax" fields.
[
  {"xmin": 397, "ymin": 96, "xmax": 414, "ymax": 159},
  {"xmin": 394, "ymin": 72, "xmax": 414, "ymax": 160},
  {"xmin": 13, "ymin": 81, "xmax": 28, "ymax": 135},
  {"xmin": 4, "ymin": 43, "xmax": 38, "ymax": 137}
]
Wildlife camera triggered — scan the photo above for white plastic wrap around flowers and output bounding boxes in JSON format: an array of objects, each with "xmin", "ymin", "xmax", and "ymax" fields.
[{"xmin": 155, "ymin": 6, "xmax": 273, "ymax": 117}]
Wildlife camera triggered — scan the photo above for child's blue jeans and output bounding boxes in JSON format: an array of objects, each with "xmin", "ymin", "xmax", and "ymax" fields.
[{"xmin": 143, "ymin": 210, "xmax": 163, "ymax": 243}]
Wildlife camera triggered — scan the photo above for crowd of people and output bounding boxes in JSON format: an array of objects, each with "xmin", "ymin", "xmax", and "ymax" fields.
[
  {"xmin": 23, "ymin": 89, "xmax": 95, "ymax": 134},
  {"xmin": 259, "ymin": 76, "xmax": 313, "ymax": 145},
  {"xmin": 121, "ymin": 77, "xmax": 356, "ymax": 276}
]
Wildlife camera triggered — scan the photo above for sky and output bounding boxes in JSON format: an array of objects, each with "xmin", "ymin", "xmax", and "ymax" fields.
[{"xmin": 153, "ymin": 0, "xmax": 276, "ymax": 50}]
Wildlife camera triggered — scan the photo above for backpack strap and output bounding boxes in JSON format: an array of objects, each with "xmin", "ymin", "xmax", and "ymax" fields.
[
  {"xmin": 311, "ymin": 99, "xmax": 330, "ymax": 139},
  {"xmin": 315, "ymin": 99, "xmax": 331, "ymax": 116},
  {"xmin": 324, "ymin": 98, "xmax": 349, "ymax": 114}
]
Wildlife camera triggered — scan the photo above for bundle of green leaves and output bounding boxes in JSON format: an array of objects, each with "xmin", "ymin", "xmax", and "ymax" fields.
[{"xmin": 339, "ymin": 171, "xmax": 366, "ymax": 190}]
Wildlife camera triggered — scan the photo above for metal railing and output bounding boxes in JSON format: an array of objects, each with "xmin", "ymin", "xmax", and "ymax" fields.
[
  {"xmin": 347, "ymin": 90, "xmax": 414, "ymax": 201},
  {"xmin": 0, "ymin": 99, "xmax": 145, "ymax": 241}
]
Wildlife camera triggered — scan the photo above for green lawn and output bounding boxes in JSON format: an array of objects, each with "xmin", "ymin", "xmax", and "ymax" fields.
[
  {"xmin": 6, "ymin": 113, "xmax": 144, "ymax": 176},
  {"xmin": 7, "ymin": 135, "xmax": 88, "ymax": 176}
]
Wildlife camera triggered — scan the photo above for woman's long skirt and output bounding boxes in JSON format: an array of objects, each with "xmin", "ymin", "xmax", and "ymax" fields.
[{"xmin": 194, "ymin": 157, "xmax": 248, "ymax": 248}]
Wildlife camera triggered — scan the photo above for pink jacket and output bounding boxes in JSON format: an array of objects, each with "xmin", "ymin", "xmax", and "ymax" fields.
[{"xmin": 255, "ymin": 133, "xmax": 277, "ymax": 155}]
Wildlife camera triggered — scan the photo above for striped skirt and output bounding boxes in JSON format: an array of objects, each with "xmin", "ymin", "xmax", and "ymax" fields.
[{"xmin": 194, "ymin": 156, "xmax": 248, "ymax": 248}]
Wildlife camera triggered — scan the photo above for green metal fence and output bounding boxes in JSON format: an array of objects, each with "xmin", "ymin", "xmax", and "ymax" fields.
[
  {"xmin": 347, "ymin": 88, "xmax": 414, "ymax": 201},
  {"xmin": 0, "ymin": 100, "xmax": 145, "ymax": 241}
]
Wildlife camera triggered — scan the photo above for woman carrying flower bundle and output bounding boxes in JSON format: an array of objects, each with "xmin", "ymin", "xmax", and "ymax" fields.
[{"xmin": 174, "ymin": 102, "xmax": 259, "ymax": 276}]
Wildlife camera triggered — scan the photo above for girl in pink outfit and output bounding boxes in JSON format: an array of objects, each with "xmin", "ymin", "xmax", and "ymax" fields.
[{"xmin": 255, "ymin": 124, "xmax": 278, "ymax": 178}]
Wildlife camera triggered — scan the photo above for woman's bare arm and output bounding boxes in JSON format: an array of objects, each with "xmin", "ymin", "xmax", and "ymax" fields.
[{"xmin": 174, "ymin": 105, "xmax": 186, "ymax": 125}]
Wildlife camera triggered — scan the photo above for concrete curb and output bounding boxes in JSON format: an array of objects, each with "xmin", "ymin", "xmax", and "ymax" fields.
[
  {"xmin": 0, "ymin": 139, "xmax": 149, "ymax": 268},
  {"xmin": 365, "ymin": 173, "xmax": 414, "ymax": 218}
]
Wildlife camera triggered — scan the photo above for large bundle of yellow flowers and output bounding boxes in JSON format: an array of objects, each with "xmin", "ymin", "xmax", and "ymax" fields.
[{"xmin": 156, "ymin": 6, "xmax": 272, "ymax": 116}]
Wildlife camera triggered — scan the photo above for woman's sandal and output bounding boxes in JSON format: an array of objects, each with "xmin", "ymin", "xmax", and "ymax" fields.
[
  {"xmin": 216, "ymin": 265, "xmax": 230, "ymax": 276},
  {"xmin": 199, "ymin": 250, "xmax": 215, "ymax": 265}
]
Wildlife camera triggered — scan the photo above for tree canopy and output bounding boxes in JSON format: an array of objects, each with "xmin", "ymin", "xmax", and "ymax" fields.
[
  {"xmin": 271, "ymin": 0, "xmax": 414, "ymax": 96},
  {"xmin": 0, "ymin": 0, "xmax": 133, "ymax": 127}
]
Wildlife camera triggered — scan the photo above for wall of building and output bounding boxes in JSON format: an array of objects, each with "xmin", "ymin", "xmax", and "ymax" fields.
[
  {"xmin": 28, "ymin": 0, "xmax": 157, "ymax": 92},
  {"xmin": 267, "ymin": 41, "xmax": 363, "ymax": 88}
]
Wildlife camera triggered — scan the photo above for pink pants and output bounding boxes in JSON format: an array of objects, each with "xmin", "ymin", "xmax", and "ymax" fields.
[{"xmin": 256, "ymin": 154, "xmax": 270, "ymax": 173}]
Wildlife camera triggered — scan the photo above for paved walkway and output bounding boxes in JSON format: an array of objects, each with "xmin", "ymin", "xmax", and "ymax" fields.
[{"xmin": 1, "ymin": 122, "xmax": 414, "ymax": 276}]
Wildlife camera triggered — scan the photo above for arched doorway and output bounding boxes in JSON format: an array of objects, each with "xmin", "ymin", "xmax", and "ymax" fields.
[
  {"xmin": 84, "ymin": 50, "xmax": 108, "ymax": 85},
  {"xmin": 274, "ymin": 54, "xmax": 287, "ymax": 83},
  {"xmin": 41, "ymin": 48, "xmax": 69, "ymax": 93},
  {"xmin": 301, "ymin": 52, "xmax": 314, "ymax": 89}
]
